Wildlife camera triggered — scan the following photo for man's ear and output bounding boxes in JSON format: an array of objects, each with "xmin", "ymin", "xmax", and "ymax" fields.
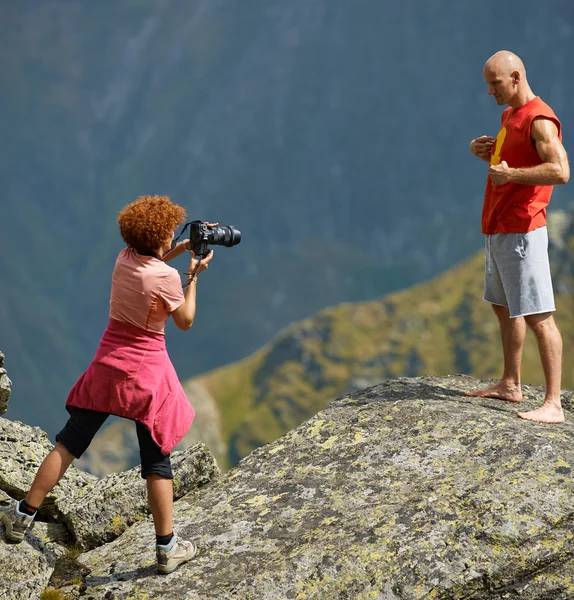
[{"xmin": 512, "ymin": 71, "xmax": 520, "ymax": 84}]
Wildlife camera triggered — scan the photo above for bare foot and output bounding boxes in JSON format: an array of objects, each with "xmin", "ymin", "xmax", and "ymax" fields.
[
  {"xmin": 517, "ymin": 404, "xmax": 565, "ymax": 424},
  {"xmin": 465, "ymin": 382, "xmax": 522, "ymax": 403}
]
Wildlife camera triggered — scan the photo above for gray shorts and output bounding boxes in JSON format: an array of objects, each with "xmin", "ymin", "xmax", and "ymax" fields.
[{"xmin": 483, "ymin": 226, "xmax": 555, "ymax": 318}]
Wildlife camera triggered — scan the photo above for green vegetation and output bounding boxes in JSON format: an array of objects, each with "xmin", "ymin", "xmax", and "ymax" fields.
[
  {"xmin": 63, "ymin": 543, "xmax": 82, "ymax": 561},
  {"xmin": 39, "ymin": 588, "xmax": 70, "ymax": 600}
]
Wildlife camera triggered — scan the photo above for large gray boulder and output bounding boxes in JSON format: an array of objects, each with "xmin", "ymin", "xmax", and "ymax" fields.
[
  {"xmin": 58, "ymin": 442, "xmax": 220, "ymax": 550},
  {"xmin": 53, "ymin": 375, "xmax": 574, "ymax": 600},
  {"xmin": 0, "ymin": 352, "xmax": 11, "ymax": 416}
]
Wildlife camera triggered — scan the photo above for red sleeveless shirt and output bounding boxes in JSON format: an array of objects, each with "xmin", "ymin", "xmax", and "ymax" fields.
[{"xmin": 482, "ymin": 97, "xmax": 561, "ymax": 235}]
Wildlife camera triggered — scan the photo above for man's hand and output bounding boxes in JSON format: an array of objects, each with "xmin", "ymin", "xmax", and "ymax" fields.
[
  {"xmin": 489, "ymin": 160, "xmax": 512, "ymax": 186},
  {"xmin": 470, "ymin": 135, "xmax": 495, "ymax": 162}
]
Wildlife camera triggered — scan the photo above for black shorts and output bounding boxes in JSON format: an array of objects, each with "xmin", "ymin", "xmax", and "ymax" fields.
[{"xmin": 56, "ymin": 407, "xmax": 172, "ymax": 479}]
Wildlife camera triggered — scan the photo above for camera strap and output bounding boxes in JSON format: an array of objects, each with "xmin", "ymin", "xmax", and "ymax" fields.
[
  {"xmin": 172, "ymin": 221, "xmax": 191, "ymax": 248},
  {"xmin": 184, "ymin": 260, "xmax": 201, "ymax": 288},
  {"xmin": 137, "ymin": 249, "xmax": 163, "ymax": 261}
]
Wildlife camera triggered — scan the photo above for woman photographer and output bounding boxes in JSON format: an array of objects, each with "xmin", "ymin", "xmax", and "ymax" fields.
[{"xmin": 2, "ymin": 195, "xmax": 212, "ymax": 574}]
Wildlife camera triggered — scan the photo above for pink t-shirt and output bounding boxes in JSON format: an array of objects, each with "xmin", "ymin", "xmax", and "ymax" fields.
[{"xmin": 109, "ymin": 248, "xmax": 185, "ymax": 334}]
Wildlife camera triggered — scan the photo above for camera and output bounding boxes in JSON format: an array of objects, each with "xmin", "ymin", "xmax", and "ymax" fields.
[{"xmin": 188, "ymin": 220, "xmax": 241, "ymax": 258}]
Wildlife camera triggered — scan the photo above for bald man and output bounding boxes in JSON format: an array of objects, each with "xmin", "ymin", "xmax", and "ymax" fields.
[{"xmin": 467, "ymin": 50, "xmax": 570, "ymax": 423}]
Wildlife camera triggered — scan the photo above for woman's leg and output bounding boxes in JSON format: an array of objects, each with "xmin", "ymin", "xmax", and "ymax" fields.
[
  {"xmin": 26, "ymin": 442, "xmax": 76, "ymax": 508},
  {"xmin": 136, "ymin": 422, "xmax": 197, "ymax": 573},
  {"xmin": 135, "ymin": 421, "xmax": 174, "ymax": 535},
  {"xmin": 146, "ymin": 475, "xmax": 173, "ymax": 537}
]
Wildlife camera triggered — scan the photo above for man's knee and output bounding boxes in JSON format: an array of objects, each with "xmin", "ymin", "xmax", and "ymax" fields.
[{"xmin": 525, "ymin": 312, "xmax": 557, "ymax": 333}]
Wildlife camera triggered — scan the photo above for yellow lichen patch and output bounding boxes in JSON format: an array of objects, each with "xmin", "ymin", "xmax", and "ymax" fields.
[
  {"xmin": 244, "ymin": 493, "xmax": 287, "ymax": 508},
  {"xmin": 490, "ymin": 543, "xmax": 502, "ymax": 555},
  {"xmin": 111, "ymin": 515, "xmax": 123, "ymax": 535},
  {"xmin": 384, "ymin": 415, "xmax": 393, "ymax": 421},
  {"xmin": 320, "ymin": 436, "xmax": 338, "ymax": 450},
  {"xmin": 349, "ymin": 430, "xmax": 365, "ymax": 446},
  {"xmin": 270, "ymin": 468, "xmax": 289, "ymax": 479},
  {"xmin": 244, "ymin": 495, "xmax": 269, "ymax": 508},
  {"xmin": 269, "ymin": 444, "xmax": 285, "ymax": 455},
  {"xmin": 307, "ymin": 420, "xmax": 326, "ymax": 438}
]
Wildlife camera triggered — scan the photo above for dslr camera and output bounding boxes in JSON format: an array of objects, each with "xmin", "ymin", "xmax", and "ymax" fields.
[{"xmin": 188, "ymin": 220, "xmax": 241, "ymax": 258}]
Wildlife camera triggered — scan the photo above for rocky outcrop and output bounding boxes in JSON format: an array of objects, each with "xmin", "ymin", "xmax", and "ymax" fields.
[
  {"xmin": 0, "ymin": 352, "xmax": 11, "ymax": 416},
  {"xmin": 29, "ymin": 375, "xmax": 574, "ymax": 600},
  {"xmin": 4, "ymin": 375, "xmax": 574, "ymax": 599},
  {"xmin": 0, "ymin": 359, "xmax": 221, "ymax": 600},
  {"xmin": 0, "ymin": 436, "xmax": 218, "ymax": 599}
]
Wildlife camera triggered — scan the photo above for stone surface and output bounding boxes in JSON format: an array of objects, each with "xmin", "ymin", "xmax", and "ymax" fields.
[
  {"xmin": 0, "ymin": 351, "xmax": 11, "ymax": 416},
  {"xmin": 58, "ymin": 376, "xmax": 574, "ymax": 599},
  {"xmin": 59, "ymin": 442, "xmax": 220, "ymax": 550},
  {"xmin": 0, "ymin": 418, "xmax": 97, "ymax": 517},
  {"xmin": 0, "ymin": 498, "xmax": 69, "ymax": 600}
]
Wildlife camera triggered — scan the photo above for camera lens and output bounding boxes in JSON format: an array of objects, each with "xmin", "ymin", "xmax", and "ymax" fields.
[{"xmin": 211, "ymin": 226, "xmax": 241, "ymax": 248}]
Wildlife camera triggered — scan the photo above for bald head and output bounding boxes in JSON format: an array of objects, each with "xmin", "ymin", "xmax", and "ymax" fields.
[
  {"xmin": 484, "ymin": 50, "xmax": 526, "ymax": 78},
  {"xmin": 483, "ymin": 50, "xmax": 533, "ymax": 107}
]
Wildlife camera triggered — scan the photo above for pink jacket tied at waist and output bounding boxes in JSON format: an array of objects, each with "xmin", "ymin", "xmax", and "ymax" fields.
[{"xmin": 66, "ymin": 318, "xmax": 194, "ymax": 454}]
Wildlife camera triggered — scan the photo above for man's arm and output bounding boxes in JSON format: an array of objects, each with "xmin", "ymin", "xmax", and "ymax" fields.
[{"xmin": 491, "ymin": 118, "xmax": 569, "ymax": 186}]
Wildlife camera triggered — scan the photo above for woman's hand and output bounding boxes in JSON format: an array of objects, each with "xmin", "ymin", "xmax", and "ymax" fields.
[{"xmin": 187, "ymin": 250, "xmax": 213, "ymax": 280}]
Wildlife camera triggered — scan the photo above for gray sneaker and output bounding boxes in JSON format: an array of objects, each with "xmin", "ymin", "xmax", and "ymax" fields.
[
  {"xmin": 156, "ymin": 535, "xmax": 197, "ymax": 574},
  {"xmin": 2, "ymin": 500, "xmax": 36, "ymax": 543}
]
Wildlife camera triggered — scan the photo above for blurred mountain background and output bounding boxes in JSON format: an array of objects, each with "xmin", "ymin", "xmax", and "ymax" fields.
[{"xmin": 1, "ymin": 1, "xmax": 573, "ymax": 447}]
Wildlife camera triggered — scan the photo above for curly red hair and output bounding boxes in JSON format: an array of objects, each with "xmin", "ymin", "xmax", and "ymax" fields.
[{"xmin": 118, "ymin": 195, "xmax": 187, "ymax": 253}]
